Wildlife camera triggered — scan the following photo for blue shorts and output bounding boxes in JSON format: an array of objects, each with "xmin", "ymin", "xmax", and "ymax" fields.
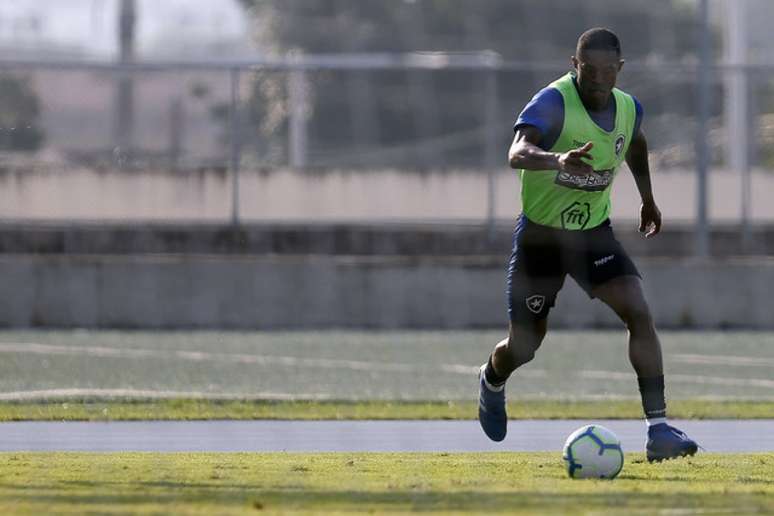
[{"xmin": 506, "ymin": 214, "xmax": 641, "ymax": 322}]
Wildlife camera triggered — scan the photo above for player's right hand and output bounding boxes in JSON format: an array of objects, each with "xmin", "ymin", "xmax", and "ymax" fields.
[{"xmin": 557, "ymin": 142, "xmax": 594, "ymax": 176}]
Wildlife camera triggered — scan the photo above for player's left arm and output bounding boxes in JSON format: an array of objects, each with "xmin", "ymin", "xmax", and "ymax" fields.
[{"xmin": 625, "ymin": 128, "xmax": 661, "ymax": 238}]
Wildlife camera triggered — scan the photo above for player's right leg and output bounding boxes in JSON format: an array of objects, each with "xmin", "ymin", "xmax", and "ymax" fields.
[
  {"xmin": 478, "ymin": 215, "xmax": 563, "ymax": 442},
  {"xmin": 478, "ymin": 320, "xmax": 547, "ymax": 441}
]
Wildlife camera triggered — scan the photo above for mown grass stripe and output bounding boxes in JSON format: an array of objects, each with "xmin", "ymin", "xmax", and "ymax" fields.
[
  {"xmin": 0, "ymin": 399, "xmax": 771, "ymax": 421},
  {"xmin": 0, "ymin": 452, "xmax": 771, "ymax": 515}
]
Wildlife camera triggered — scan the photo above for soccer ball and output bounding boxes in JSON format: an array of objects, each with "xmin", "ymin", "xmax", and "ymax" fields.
[{"xmin": 562, "ymin": 424, "xmax": 624, "ymax": 479}]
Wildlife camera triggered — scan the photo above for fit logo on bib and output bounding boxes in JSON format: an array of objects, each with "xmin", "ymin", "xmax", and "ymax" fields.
[{"xmin": 560, "ymin": 201, "xmax": 591, "ymax": 230}]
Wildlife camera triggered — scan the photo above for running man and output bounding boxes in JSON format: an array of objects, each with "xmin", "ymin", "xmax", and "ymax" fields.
[{"xmin": 478, "ymin": 28, "xmax": 698, "ymax": 462}]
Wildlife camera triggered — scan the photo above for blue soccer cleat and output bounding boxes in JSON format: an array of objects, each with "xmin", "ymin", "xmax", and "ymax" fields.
[
  {"xmin": 478, "ymin": 364, "xmax": 507, "ymax": 442},
  {"xmin": 646, "ymin": 423, "xmax": 699, "ymax": 462}
]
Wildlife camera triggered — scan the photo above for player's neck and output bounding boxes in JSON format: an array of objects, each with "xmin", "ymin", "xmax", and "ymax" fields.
[
  {"xmin": 572, "ymin": 75, "xmax": 612, "ymax": 112},
  {"xmin": 581, "ymin": 94, "xmax": 611, "ymax": 113}
]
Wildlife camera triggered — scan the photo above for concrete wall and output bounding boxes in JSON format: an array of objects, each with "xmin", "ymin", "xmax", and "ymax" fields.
[
  {"xmin": 1, "ymin": 165, "xmax": 774, "ymax": 223},
  {"xmin": 0, "ymin": 254, "xmax": 771, "ymax": 329},
  {"xmin": 2, "ymin": 222, "xmax": 774, "ymax": 257}
]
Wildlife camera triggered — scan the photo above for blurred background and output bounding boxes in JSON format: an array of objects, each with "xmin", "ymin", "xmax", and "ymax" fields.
[
  {"xmin": 0, "ymin": 0, "xmax": 771, "ymax": 402},
  {"xmin": 0, "ymin": 0, "xmax": 769, "ymax": 219},
  {"xmin": 0, "ymin": 0, "xmax": 772, "ymax": 230}
]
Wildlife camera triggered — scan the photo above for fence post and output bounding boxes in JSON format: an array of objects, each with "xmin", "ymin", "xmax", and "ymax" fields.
[
  {"xmin": 289, "ymin": 67, "xmax": 309, "ymax": 168},
  {"xmin": 726, "ymin": 0, "xmax": 751, "ymax": 252},
  {"xmin": 113, "ymin": 0, "xmax": 136, "ymax": 164},
  {"xmin": 695, "ymin": 0, "xmax": 711, "ymax": 258},
  {"xmin": 484, "ymin": 59, "xmax": 500, "ymax": 242},
  {"xmin": 229, "ymin": 67, "xmax": 242, "ymax": 226}
]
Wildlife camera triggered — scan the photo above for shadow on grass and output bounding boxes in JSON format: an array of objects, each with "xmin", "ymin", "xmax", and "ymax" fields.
[
  {"xmin": 619, "ymin": 475, "xmax": 774, "ymax": 485},
  {"xmin": 1, "ymin": 485, "xmax": 771, "ymax": 513}
]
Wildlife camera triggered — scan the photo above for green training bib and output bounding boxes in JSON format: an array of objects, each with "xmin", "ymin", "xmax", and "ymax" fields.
[{"xmin": 519, "ymin": 73, "xmax": 636, "ymax": 230}]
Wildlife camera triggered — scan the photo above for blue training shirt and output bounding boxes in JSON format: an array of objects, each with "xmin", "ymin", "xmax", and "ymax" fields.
[{"xmin": 514, "ymin": 78, "xmax": 643, "ymax": 151}]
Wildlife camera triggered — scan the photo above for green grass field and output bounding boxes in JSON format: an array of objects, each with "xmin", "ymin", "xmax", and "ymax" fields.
[
  {"xmin": 1, "ymin": 398, "xmax": 772, "ymax": 421},
  {"xmin": 0, "ymin": 329, "xmax": 772, "ymax": 404},
  {"xmin": 1, "ymin": 453, "xmax": 771, "ymax": 514},
  {"xmin": 1, "ymin": 330, "xmax": 771, "ymax": 514}
]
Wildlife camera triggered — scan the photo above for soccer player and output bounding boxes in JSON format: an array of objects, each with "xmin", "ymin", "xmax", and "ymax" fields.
[{"xmin": 477, "ymin": 28, "xmax": 698, "ymax": 462}]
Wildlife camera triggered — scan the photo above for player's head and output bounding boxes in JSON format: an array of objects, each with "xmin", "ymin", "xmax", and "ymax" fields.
[{"xmin": 571, "ymin": 28, "xmax": 624, "ymax": 110}]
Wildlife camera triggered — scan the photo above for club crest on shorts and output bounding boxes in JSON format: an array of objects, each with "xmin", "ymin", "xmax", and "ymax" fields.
[
  {"xmin": 525, "ymin": 294, "xmax": 546, "ymax": 314},
  {"xmin": 614, "ymin": 134, "xmax": 625, "ymax": 157}
]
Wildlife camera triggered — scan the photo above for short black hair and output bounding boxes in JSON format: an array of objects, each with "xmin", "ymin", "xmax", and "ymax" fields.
[{"xmin": 576, "ymin": 28, "xmax": 621, "ymax": 57}]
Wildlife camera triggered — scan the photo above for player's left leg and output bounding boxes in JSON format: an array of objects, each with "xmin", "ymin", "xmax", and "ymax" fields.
[
  {"xmin": 591, "ymin": 275, "xmax": 699, "ymax": 462},
  {"xmin": 590, "ymin": 276, "xmax": 662, "ymax": 379}
]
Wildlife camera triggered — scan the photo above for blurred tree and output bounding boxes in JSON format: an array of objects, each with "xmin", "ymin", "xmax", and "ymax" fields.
[
  {"xmin": 0, "ymin": 75, "xmax": 45, "ymax": 152},
  {"xmin": 237, "ymin": 0, "xmax": 699, "ymax": 167},
  {"xmin": 239, "ymin": 0, "xmax": 697, "ymax": 58}
]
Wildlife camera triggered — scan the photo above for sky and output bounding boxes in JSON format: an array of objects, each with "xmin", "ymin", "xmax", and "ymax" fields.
[{"xmin": 0, "ymin": 0, "xmax": 251, "ymax": 58}]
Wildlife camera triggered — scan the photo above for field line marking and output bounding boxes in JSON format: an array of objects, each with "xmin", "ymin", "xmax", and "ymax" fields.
[
  {"xmin": 0, "ymin": 389, "xmax": 769, "ymax": 402},
  {"xmin": 671, "ymin": 353, "xmax": 774, "ymax": 367},
  {"xmin": 0, "ymin": 342, "xmax": 552, "ymax": 377},
  {"xmin": 0, "ymin": 389, "xmax": 334, "ymax": 401},
  {"xmin": 580, "ymin": 370, "xmax": 774, "ymax": 389}
]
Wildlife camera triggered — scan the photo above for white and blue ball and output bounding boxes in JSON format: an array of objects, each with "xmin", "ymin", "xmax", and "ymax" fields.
[{"xmin": 562, "ymin": 424, "xmax": 624, "ymax": 479}]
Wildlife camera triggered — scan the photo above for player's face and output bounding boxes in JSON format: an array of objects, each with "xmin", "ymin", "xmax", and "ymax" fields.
[{"xmin": 572, "ymin": 49, "xmax": 624, "ymax": 110}]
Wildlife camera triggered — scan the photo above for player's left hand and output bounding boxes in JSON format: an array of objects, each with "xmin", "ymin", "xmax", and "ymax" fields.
[{"xmin": 639, "ymin": 200, "xmax": 662, "ymax": 238}]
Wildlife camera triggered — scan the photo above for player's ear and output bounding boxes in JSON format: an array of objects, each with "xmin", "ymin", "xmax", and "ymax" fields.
[
  {"xmin": 571, "ymin": 55, "xmax": 579, "ymax": 71},
  {"xmin": 618, "ymin": 59, "xmax": 625, "ymax": 71}
]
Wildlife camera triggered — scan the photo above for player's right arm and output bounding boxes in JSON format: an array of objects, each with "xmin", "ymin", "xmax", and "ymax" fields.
[{"xmin": 508, "ymin": 127, "xmax": 594, "ymax": 176}]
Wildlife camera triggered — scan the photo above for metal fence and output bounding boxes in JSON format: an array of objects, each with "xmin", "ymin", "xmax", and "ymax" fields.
[
  {"xmin": 0, "ymin": 53, "xmax": 720, "ymax": 170},
  {"xmin": 0, "ymin": 0, "xmax": 773, "ymax": 254}
]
